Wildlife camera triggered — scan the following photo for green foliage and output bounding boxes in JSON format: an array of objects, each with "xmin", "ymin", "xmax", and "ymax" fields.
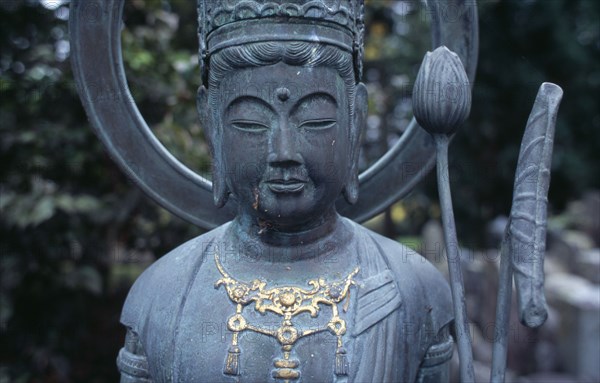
[
  {"xmin": 450, "ymin": 0, "xmax": 600, "ymax": 244},
  {"xmin": 361, "ymin": 0, "xmax": 431, "ymax": 167},
  {"xmin": 0, "ymin": 1, "xmax": 203, "ymax": 381},
  {"xmin": 121, "ymin": 0, "xmax": 211, "ymax": 176}
]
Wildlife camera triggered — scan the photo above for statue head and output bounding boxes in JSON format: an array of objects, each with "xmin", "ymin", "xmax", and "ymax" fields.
[{"xmin": 196, "ymin": 0, "xmax": 367, "ymax": 231}]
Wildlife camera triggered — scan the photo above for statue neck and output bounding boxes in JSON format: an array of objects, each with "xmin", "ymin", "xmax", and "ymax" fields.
[{"xmin": 229, "ymin": 211, "xmax": 352, "ymax": 263}]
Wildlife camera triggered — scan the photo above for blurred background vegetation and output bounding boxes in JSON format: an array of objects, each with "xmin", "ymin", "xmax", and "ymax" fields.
[{"xmin": 0, "ymin": 0, "xmax": 598, "ymax": 381}]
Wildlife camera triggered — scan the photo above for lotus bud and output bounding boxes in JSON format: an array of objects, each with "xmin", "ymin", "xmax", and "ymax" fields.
[{"xmin": 412, "ymin": 46, "xmax": 472, "ymax": 135}]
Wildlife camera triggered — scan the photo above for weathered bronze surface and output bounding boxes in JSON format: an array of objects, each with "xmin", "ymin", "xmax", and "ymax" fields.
[
  {"xmin": 116, "ymin": 1, "xmax": 456, "ymax": 380},
  {"xmin": 70, "ymin": 0, "xmax": 483, "ymax": 382}
]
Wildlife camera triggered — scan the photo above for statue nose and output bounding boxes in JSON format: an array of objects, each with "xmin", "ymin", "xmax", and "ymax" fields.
[{"xmin": 268, "ymin": 120, "xmax": 303, "ymax": 165}]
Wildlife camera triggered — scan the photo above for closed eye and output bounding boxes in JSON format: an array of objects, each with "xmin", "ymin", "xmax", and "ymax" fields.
[
  {"xmin": 230, "ymin": 120, "xmax": 269, "ymax": 133},
  {"xmin": 299, "ymin": 119, "xmax": 336, "ymax": 131}
]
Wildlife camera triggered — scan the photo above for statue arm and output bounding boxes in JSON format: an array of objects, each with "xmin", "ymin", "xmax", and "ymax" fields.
[
  {"xmin": 415, "ymin": 324, "xmax": 454, "ymax": 383},
  {"xmin": 117, "ymin": 328, "xmax": 153, "ymax": 383}
]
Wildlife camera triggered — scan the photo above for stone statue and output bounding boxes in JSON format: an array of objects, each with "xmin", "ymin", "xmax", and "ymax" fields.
[
  {"xmin": 69, "ymin": 0, "xmax": 563, "ymax": 382},
  {"xmin": 108, "ymin": 1, "xmax": 462, "ymax": 382},
  {"xmin": 115, "ymin": 1, "xmax": 455, "ymax": 382}
]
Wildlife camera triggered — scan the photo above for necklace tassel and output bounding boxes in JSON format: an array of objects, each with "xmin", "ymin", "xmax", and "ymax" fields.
[
  {"xmin": 335, "ymin": 346, "xmax": 348, "ymax": 376},
  {"xmin": 224, "ymin": 345, "xmax": 241, "ymax": 376}
]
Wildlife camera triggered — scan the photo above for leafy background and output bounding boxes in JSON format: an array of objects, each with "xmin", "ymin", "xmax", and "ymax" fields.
[{"xmin": 0, "ymin": 0, "xmax": 598, "ymax": 381}]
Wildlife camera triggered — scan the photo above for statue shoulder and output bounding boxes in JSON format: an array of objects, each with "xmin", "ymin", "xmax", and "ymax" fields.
[
  {"xmin": 376, "ymin": 230, "xmax": 448, "ymax": 280},
  {"xmin": 120, "ymin": 223, "xmax": 230, "ymax": 331},
  {"xmin": 355, "ymin": 223, "xmax": 453, "ymax": 329}
]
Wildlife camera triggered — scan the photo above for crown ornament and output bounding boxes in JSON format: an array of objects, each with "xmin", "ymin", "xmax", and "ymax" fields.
[{"xmin": 197, "ymin": 0, "xmax": 365, "ymax": 85}]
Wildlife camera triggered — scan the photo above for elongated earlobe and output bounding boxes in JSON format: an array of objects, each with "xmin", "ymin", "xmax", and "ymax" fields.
[
  {"xmin": 342, "ymin": 180, "xmax": 359, "ymax": 205},
  {"xmin": 343, "ymin": 82, "xmax": 367, "ymax": 205},
  {"xmin": 197, "ymin": 86, "xmax": 230, "ymax": 208},
  {"xmin": 212, "ymin": 166, "xmax": 230, "ymax": 208}
]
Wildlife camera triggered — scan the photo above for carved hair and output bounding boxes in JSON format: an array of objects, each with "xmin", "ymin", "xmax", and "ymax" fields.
[{"xmin": 207, "ymin": 41, "xmax": 356, "ymax": 116}]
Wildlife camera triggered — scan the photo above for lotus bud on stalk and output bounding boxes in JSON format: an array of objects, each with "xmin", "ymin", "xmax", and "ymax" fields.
[
  {"xmin": 413, "ymin": 46, "xmax": 472, "ymax": 135},
  {"xmin": 412, "ymin": 46, "xmax": 475, "ymax": 383}
]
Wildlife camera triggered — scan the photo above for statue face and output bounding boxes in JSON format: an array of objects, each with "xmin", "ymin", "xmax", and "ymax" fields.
[{"xmin": 213, "ymin": 62, "xmax": 356, "ymax": 229}]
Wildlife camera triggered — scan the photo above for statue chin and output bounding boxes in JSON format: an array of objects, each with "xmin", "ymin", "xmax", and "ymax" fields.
[{"xmin": 235, "ymin": 183, "xmax": 344, "ymax": 235}]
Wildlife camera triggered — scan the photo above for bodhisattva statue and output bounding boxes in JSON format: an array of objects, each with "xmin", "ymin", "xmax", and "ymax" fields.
[
  {"xmin": 70, "ymin": 0, "xmax": 563, "ymax": 382},
  {"xmin": 116, "ymin": 2, "xmax": 454, "ymax": 382}
]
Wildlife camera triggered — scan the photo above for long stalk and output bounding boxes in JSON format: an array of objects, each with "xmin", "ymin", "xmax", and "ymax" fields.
[
  {"xmin": 491, "ymin": 239, "xmax": 513, "ymax": 383},
  {"xmin": 434, "ymin": 134, "xmax": 475, "ymax": 383}
]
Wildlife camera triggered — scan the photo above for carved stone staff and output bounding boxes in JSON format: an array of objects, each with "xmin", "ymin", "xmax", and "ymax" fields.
[
  {"xmin": 413, "ymin": 47, "xmax": 563, "ymax": 383},
  {"xmin": 491, "ymin": 83, "xmax": 563, "ymax": 383}
]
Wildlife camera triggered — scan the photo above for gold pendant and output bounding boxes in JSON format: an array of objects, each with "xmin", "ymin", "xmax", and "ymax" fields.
[{"xmin": 214, "ymin": 253, "xmax": 359, "ymax": 380}]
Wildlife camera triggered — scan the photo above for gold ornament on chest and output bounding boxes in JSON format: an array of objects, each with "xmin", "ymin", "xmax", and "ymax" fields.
[{"xmin": 214, "ymin": 253, "xmax": 359, "ymax": 380}]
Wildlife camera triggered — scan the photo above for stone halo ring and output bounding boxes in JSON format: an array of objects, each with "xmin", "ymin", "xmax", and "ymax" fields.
[{"xmin": 69, "ymin": 0, "xmax": 478, "ymax": 230}]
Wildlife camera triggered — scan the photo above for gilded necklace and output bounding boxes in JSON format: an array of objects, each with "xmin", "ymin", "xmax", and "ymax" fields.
[{"xmin": 214, "ymin": 253, "xmax": 359, "ymax": 381}]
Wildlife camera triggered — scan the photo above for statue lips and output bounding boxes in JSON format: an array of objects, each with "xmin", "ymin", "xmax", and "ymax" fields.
[{"xmin": 265, "ymin": 178, "xmax": 307, "ymax": 194}]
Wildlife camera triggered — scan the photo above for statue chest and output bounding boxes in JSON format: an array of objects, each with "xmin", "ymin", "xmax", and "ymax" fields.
[
  {"xmin": 132, "ymin": 230, "xmax": 435, "ymax": 382},
  {"xmin": 147, "ymin": 260, "xmax": 363, "ymax": 382}
]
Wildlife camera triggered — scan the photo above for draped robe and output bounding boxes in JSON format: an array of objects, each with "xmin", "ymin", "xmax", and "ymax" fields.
[{"xmin": 118, "ymin": 218, "xmax": 453, "ymax": 382}]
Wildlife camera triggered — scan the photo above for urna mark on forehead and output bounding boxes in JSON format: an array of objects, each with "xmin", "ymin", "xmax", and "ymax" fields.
[{"xmin": 276, "ymin": 87, "xmax": 290, "ymax": 102}]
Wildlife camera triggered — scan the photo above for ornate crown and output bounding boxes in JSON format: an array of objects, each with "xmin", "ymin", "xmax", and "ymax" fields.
[{"xmin": 197, "ymin": 0, "xmax": 365, "ymax": 85}]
